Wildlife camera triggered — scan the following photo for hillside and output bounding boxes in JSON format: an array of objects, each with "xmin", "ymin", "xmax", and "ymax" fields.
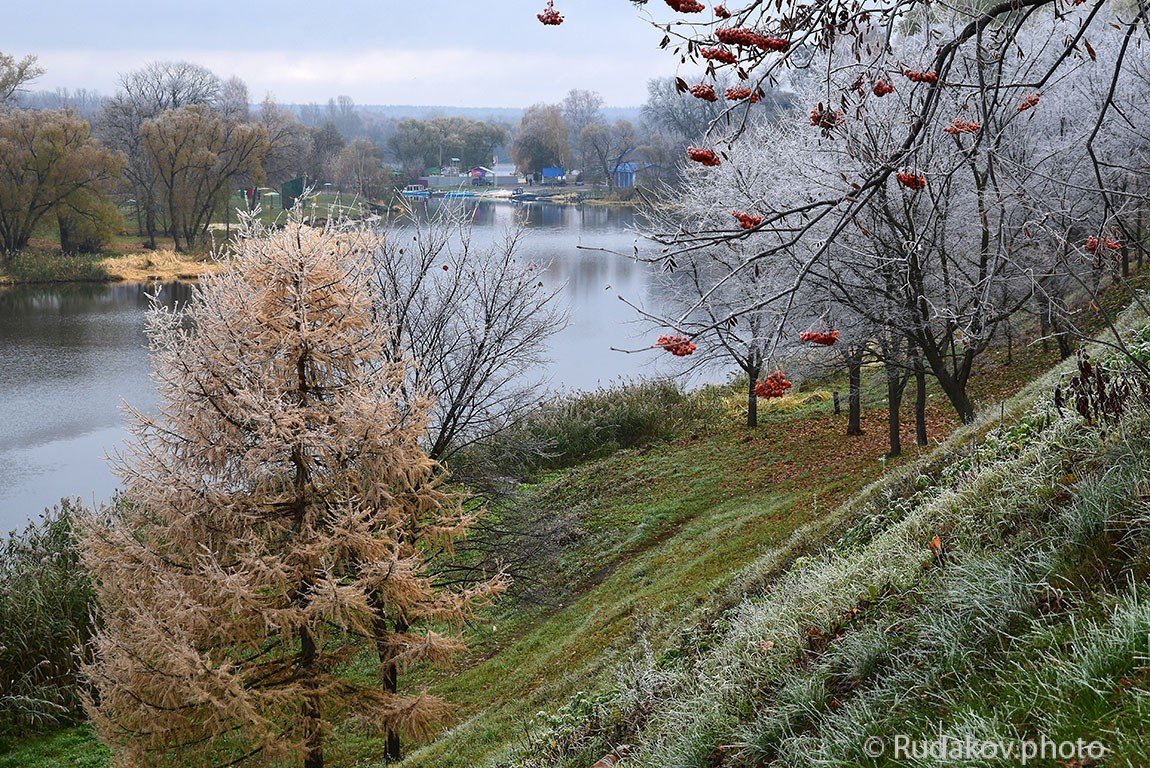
[
  {"xmin": 3, "ymin": 306, "xmax": 1147, "ymax": 768},
  {"xmin": 393, "ymin": 318, "xmax": 1150, "ymax": 766}
]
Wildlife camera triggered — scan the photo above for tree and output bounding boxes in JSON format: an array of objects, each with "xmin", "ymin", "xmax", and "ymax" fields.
[
  {"xmin": 626, "ymin": 1, "xmax": 1150, "ymax": 404},
  {"xmin": 579, "ymin": 120, "xmax": 639, "ymax": 187},
  {"xmin": 510, "ymin": 104, "xmax": 568, "ymax": 176},
  {"xmin": 216, "ymin": 75, "xmax": 251, "ymax": 122},
  {"xmin": 641, "ymin": 75, "xmax": 727, "ymax": 144},
  {"xmin": 0, "ymin": 50, "xmax": 44, "ymax": 106},
  {"xmin": 141, "ymin": 105, "xmax": 268, "ymax": 251},
  {"xmin": 96, "ymin": 61, "xmax": 222, "ymax": 247},
  {"xmin": 305, "ymin": 120, "xmax": 344, "ymax": 183},
  {"xmin": 258, "ymin": 95, "xmax": 312, "ymax": 187},
  {"xmin": 0, "ymin": 109, "xmax": 123, "ymax": 253},
  {"xmin": 372, "ymin": 205, "xmax": 566, "ymax": 461},
  {"xmin": 333, "ymin": 138, "xmax": 388, "ymax": 199},
  {"xmin": 562, "ymin": 89, "xmax": 605, "ymax": 175},
  {"xmin": 81, "ymin": 214, "xmax": 507, "ymax": 768},
  {"xmin": 388, "ymin": 118, "xmax": 439, "ymax": 179}
]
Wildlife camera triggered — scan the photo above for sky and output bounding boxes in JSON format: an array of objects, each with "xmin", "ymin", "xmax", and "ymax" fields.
[{"xmin": 5, "ymin": 1, "xmax": 687, "ymax": 108}]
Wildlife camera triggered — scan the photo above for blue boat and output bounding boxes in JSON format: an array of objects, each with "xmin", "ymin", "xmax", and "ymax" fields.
[
  {"xmin": 401, "ymin": 185, "xmax": 430, "ymax": 198},
  {"xmin": 442, "ymin": 190, "xmax": 476, "ymax": 199}
]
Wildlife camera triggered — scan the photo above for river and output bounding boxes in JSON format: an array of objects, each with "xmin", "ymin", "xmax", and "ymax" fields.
[{"xmin": 0, "ymin": 201, "xmax": 688, "ymax": 532}]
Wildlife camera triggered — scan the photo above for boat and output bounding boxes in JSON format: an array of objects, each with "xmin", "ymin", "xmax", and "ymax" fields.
[
  {"xmin": 401, "ymin": 185, "xmax": 430, "ymax": 198},
  {"xmin": 442, "ymin": 190, "xmax": 476, "ymax": 199}
]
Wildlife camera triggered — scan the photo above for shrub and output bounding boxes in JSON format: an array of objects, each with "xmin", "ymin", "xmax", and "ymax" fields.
[
  {"xmin": 461, "ymin": 379, "xmax": 716, "ymax": 477},
  {"xmin": 0, "ymin": 499, "xmax": 94, "ymax": 742}
]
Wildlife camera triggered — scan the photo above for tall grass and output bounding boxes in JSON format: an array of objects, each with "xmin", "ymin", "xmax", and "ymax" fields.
[
  {"xmin": 0, "ymin": 500, "xmax": 94, "ymax": 744},
  {"xmin": 0, "ymin": 252, "xmax": 110, "ymax": 283},
  {"xmin": 500, "ymin": 312, "xmax": 1150, "ymax": 768},
  {"xmin": 457, "ymin": 379, "xmax": 720, "ymax": 479}
]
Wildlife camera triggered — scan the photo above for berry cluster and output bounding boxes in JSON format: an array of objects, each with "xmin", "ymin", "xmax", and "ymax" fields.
[
  {"xmin": 701, "ymin": 47, "xmax": 739, "ymax": 64},
  {"xmin": 897, "ymin": 172, "xmax": 927, "ymax": 190},
  {"xmin": 809, "ymin": 103, "xmax": 845, "ymax": 129},
  {"xmin": 943, "ymin": 119, "xmax": 981, "ymax": 135},
  {"xmin": 714, "ymin": 4, "xmax": 732, "ymax": 17},
  {"xmin": 725, "ymin": 86, "xmax": 760, "ymax": 102},
  {"xmin": 687, "ymin": 146, "xmax": 722, "ymax": 166},
  {"xmin": 1018, "ymin": 93, "xmax": 1041, "ymax": 112},
  {"xmin": 656, "ymin": 334, "xmax": 698, "ymax": 356},
  {"xmin": 716, "ymin": 28, "xmax": 789, "ymax": 51},
  {"xmin": 872, "ymin": 79, "xmax": 895, "ymax": 97},
  {"xmin": 902, "ymin": 69, "xmax": 939, "ymax": 84},
  {"xmin": 537, "ymin": 0, "xmax": 564, "ymax": 25},
  {"xmin": 666, "ymin": 0, "xmax": 706, "ymax": 10},
  {"xmin": 690, "ymin": 83, "xmax": 719, "ymax": 102},
  {"xmin": 1085, "ymin": 235, "xmax": 1122, "ymax": 253},
  {"xmin": 732, "ymin": 210, "xmax": 763, "ymax": 229},
  {"xmin": 800, "ymin": 329, "xmax": 840, "ymax": 345},
  {"xmin": 754, "ymin": 371, "xmax": 793, "ymax": 399}
]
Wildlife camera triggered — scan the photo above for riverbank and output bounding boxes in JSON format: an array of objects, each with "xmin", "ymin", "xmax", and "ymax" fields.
[{"xmin": 0, "ymin": 249, "xmax": 224, "ymax": 286}]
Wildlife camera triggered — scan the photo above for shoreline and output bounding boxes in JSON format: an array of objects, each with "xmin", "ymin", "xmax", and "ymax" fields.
[{"xmin": 0, "ymin": 250, "xmax": 225, "ymax": 287}]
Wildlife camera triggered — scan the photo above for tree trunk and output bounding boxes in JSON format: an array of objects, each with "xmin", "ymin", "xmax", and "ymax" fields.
[
  {"xmin": 375, "ymin": 614, "xmax": 409, "ymax": 764},
  {"xmin": 885, "ymin": 364, "xmax": 904, "ymax": 458},
  {"xmin": 847, "ymin": 357, "xmax": 863, "ymax": 436},
  {"xmin": 745, "ymin": 363, "xmax": 760, "ymax": 428},
  {"xmin": 144, "ymin": 195, "xmax": 157, "ymax": 250},
  {"xmin": 913, "ymin": 352, "xmax": 928, "ymax": 447},
  {"xmin": 300, "ymin": 627, "xmax": 324, "ymax": 768}
]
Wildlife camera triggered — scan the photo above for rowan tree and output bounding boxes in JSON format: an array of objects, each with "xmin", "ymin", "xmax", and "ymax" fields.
[
  {"xmin": 613, "ymin": 0, "xmax": 1150, "ymax": 403},
  {"xmin": 81, "ymin": 214, "xmax": 507, "ymax": 768}
]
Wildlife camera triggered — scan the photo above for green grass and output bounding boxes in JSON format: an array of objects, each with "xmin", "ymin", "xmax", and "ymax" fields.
[
  {"xmin": 0, "ymin": 727, "xmax": 108, "ymax": 768},
  {"xmin": 4, "ymin": 301, "xmax": 1146, "ymax": 767},
  {"xmin": 485, "ymin": 304, "xmax": 1150, "ymax": 768},
  {"xmin": 0, "ymin": 252, "xmax": 110, "ymax": 284}
]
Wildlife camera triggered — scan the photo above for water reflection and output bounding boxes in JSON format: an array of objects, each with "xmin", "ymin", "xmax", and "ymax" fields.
[{"xmin": 0, "ymin": 203, "xmax": 683, "ymax": 531}]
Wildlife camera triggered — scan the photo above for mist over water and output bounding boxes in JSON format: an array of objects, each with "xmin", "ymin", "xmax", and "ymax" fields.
[{"xmin": 0, "ymin": 202, "xmax": 691, "ymax": 532}]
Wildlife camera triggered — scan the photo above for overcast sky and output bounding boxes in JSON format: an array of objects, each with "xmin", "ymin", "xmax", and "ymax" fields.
[{"xmin": 6, "ymin": 1, "xmax": 687, "ymax": 107}]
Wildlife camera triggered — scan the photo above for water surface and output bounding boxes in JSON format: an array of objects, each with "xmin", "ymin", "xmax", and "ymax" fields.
[{"xmin": 0, "ymin": 202, "xmax": 684, "ymax": 532}]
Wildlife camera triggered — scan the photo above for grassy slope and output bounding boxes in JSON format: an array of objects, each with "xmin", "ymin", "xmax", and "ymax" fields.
[
  {"xmin": 477, "ymin": 317, "xmax": 1150, "ymax": 768},
  {"xmin": 1, "ymin": 313, "xmax": 1128, "ymax": 767},
  {"xmin": 384, "ymin": 345, "xmax": 1068, "ymax": 768}
]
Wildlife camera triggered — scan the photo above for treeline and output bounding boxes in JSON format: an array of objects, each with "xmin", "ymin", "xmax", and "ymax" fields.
[{"xmin": 2, "ymin": 50, "xmax": 798, "ymax": 258}]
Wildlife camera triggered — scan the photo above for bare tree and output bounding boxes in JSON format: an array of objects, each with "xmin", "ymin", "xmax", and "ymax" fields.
[
  {"xmin": 579, "ymin": 120, "xmax": 639, "ymax": 187},
  {"xmin": 372, "ymin": 204, "xmax": 567, "ymax": 462},
  {"xmin": 216, "ymin": 75, "xmax": 251, "ymax": 122},
  {"xmin": 96, "ymin": 61, "xmax": 222, "ymax": 247},
  {"xmin": 562, "ymin": 89, "xmax": 605, "ymax": 176},
  {"xmin": 81, "ymin": 214, "xmax": 507, "ymax": 768},
  {"xmin": 258, "ymin": 95, "xmax": 312, "ymax": 187}
]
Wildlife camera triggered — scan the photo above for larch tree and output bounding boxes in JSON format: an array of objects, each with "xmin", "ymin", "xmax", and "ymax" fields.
[{"xmin": 81, "ymin": 214, "xmax": 507, "ymax": 768}]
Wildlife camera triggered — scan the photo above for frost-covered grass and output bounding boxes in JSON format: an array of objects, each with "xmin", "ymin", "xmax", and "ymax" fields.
[{"xmin": 493, "ymin": 309, "xmax": 1150, "ymax": 768}]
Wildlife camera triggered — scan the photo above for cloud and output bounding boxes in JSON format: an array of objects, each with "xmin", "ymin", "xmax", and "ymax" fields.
[{"xmin": 31, "ymin": 45, "xmax": 678, "ymax": 107}]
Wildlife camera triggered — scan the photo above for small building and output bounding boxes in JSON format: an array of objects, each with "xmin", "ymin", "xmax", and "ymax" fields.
[
  {"xmin": 611, "ymin": 162, "xmax": 640, "ymax": 189},
  {"xmin": 540, "ymin": 166, "xmax": 566, "ymax": 185}
]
